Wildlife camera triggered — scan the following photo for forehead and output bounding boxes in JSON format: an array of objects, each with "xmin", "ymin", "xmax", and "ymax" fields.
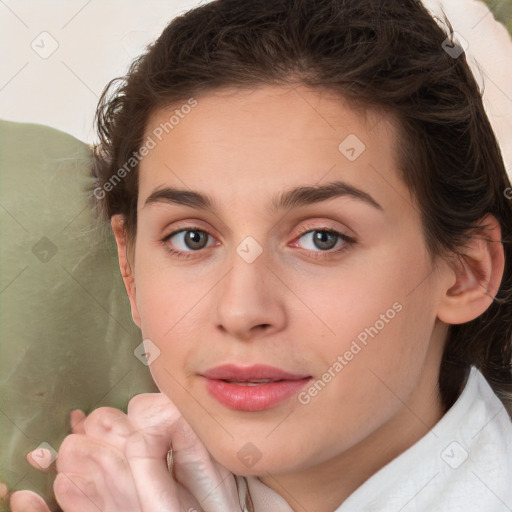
[
  {"xmin": 144, "ymin": 85, "xmax": 391, "ymax": 146},
  {"xmin": 138, "ymin": 85, "xmax": 412, "ymax": 215}
]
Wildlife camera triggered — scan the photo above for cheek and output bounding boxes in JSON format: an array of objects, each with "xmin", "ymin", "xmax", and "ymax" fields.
[
  {"xmin": 133, "ymin": 252, "xmax": 207, "ymax": 336},
  {"xmin": 288, "ymin": 249, "xmax": 438, "ymax": 429},
  {"xmin": 281, "ymin": 300, "xmax": 436, "ymax": 462},
  {"xmin": 131, "ymin": 267, "xmax": 194, "ymax": 392}
]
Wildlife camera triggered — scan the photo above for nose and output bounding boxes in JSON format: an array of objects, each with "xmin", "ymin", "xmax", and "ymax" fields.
[{"xmin": 214, "ymin": 244, "xmax": 287, "ymax": 342}]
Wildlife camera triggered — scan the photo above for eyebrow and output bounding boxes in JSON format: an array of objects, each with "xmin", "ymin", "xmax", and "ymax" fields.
[{"xmin": 143, "ymin": 180, "xmax": 383, "ymax": 214}]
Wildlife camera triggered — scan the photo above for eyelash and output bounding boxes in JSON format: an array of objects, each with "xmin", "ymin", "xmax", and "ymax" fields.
[{"xmin": 159, "ymin": 224, "xmax": 356, "ymax": 261}]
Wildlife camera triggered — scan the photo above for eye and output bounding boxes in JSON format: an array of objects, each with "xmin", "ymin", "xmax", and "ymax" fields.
[
  {"xmin": 292, "ymin": 226, "xmax": 355, "ymax": 259},
  {"xmin": 161, "ymin": 227, "xmax": 216, "ymax": 259}
]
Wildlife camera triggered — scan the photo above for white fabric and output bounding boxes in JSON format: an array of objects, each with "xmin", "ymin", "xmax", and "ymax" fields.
[{"xmin": 242, "ymin": 367, "xmax": 512, "ymax": 511}]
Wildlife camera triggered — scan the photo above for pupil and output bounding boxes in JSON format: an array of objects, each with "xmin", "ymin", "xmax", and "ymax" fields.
[
  {"xmin": 314, "ymin": 231, "xmax": 336, "ymax": 250},
  {"xmin": 186, "ymin": 230, "xmax": 206, "ymax": 249}
]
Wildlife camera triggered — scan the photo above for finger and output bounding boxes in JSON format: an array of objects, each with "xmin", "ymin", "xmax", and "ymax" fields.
[
  {"xmin": 54, "ymin": 472, "xmax": 104, "ymax": 512},
  {"xmin": 9, "ymin": 491, "xmax": 52, "ymax": 512},
  {"xmin": 124, "ymin": 428, "xmax": 183, "ymax": 512},
  {"xmin": 124, "ymin": 394, "xmax": 190, "ymax": 510},
  {"xmin": 162, "ymin": 415, "xmax": 240, "ymax": 512},
  {"xmin": 125, "ymin": 394, "xmax": 239, "ymax": 512},
  {"xmin": 127, "ymin": 393, "xmax": 182, "ymax": 455},
  {"xmin": 81, "ymin": 407, "xmax": 132, "ymax": 451},
  {"xmin": 0, "ymin": 482, "xmax": 8, "ymax": 512},
  {"xmin": 70, "ymin": 409, "xmax": 86, "ymax": 434},
  {"xmin": 55, "ymin": 434, "xmax": 142, "ymax": 512}
]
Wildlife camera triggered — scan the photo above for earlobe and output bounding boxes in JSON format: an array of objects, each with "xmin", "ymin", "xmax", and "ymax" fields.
[
  {"xmin": 437, "ymin": 214, "xmax": 505, "ymax": 325},
  {"xmin": 111, "ymin": 214, "xmax": 141, "ymax": 327}
]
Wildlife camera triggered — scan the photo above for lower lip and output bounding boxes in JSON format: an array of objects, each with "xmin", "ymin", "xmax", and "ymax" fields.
[{"xmin": 202, "ymin": 377, "xmax": 312, "ymax": 411}]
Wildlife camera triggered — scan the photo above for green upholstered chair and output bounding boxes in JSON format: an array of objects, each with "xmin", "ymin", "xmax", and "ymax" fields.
[{"xmin": 0, "ymin": 120, "xmax": 157, "ymax": 511}]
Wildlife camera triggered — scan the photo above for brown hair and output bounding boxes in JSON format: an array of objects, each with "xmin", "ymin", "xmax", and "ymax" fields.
[{"xmin": 91, "ymin": 0, "xmax": 512, "ymax": 412}]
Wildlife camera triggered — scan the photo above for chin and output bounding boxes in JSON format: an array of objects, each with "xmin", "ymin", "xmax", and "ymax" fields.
[{"xmin": 206, "ymin": 444, "xmax": 299, "ymax": 477}]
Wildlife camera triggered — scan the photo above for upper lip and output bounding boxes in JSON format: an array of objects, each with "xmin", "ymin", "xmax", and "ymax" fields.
[{"xmin": 201, "ymin": 364, "xmax": 311, "ymax": 381}]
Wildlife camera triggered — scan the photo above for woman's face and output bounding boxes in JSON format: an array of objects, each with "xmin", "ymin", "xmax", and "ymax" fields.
[{"xmin": 121, "ymin": 85, "xmax": 452, "ymax": 477}]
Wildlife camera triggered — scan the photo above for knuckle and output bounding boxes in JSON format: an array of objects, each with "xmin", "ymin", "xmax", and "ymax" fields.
[
  {"xmin": 126, "ymin": 393, "xmax": 156, "ymax": 415},
  {"xmin": 84, "ymin": 407, "xmax": 127, "ymax": 433},
  {"xmin": 55, "ymin": 434, "xmax": 83, "ymax": 472},
  {"xmin": 57, "ymin": 433, "xmax": 81, "ymax": 457},
  {"xmin": 128, "ymin": 393, "xmax": 179, "ymax": 430}
]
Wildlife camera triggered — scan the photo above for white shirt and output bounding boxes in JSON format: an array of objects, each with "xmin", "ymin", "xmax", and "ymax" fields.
[{"xmin": 243, "ymin": 367, "xmax": 512, "ymax": 511}]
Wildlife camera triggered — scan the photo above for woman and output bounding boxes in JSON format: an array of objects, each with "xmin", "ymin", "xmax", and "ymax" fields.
[{"xmin": 10, "ymin": 0, "xmax": 512, "ymax": 510}]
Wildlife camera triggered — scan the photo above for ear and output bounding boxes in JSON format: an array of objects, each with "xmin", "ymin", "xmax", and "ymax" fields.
[
  {"xmin": 111, "ymin": 214, "xmax": 141, "ymax": 328},
  {"xmin": 437, "ymin": 214, "xmax": 505, "ymax": 325}
]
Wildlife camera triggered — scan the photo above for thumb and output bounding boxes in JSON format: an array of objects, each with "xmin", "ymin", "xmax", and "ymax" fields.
[
  {"xmin": 125, "ymin": 393, "xmax": 241, "ymax": 511},
  {"xmin": 166, "ymin": 415, "xmax": 241, "ymax": 512},
  {"xmin": 9, "ymin": 491, "xmax": 52, "ymax": 512}
]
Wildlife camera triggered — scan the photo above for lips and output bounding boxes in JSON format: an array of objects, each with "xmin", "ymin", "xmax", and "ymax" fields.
[
  {"xmin": 200, "ymin": 364, "xmax": 312, "ymax": 411},
  {"xmin": 200, "ymin": 364, "xmax": 310, "ymax": 382}
]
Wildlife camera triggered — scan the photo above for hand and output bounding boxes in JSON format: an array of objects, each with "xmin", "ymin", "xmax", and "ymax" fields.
[{"xmin": 10, "ymin": 394, "xmax": 244, "ymax": 512}]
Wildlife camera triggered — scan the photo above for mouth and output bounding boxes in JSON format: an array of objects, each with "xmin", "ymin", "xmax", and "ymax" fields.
[
  {"xmin": 201, "ymin": 363, "xmax": 310, "ymax": 381},
  {"xmin": 220, "ymin": 379, "xmax": 285, "ymax": 386},
  {"xmin": 200, "ymin": 364, "xmax": 312, "ymax": 411}
]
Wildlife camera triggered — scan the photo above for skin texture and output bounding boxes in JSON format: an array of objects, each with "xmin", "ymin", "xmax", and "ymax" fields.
[
  {"xmin": 9, "ymin": 84, "xmax": 504, "ymax": 512},
  {"xmin": 112, "ymin": 85, "xmax": 503, "ymax": 511},
  {"xmin": 10, "ymin": 396, "xmax": 241, "ymax": 512}
]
